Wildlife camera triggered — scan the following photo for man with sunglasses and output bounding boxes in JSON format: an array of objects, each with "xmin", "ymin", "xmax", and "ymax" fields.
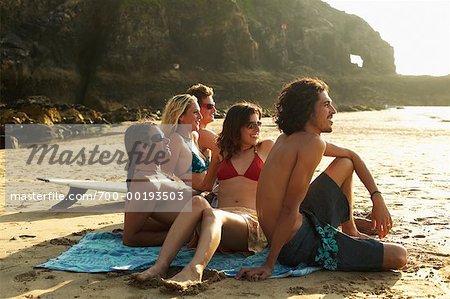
[
  {"xmin": 237, "ymin": 78, "xmax": 407, "ymax": 281},
  {"xmin": 186, "ymin": 83, "xmax": 219, "ymax": 157}
]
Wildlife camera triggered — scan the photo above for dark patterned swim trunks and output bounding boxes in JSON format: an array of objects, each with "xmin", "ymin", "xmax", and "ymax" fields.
[{"xmin": 278, "ymin": 172, "xmax": 384, "ymax": 271}]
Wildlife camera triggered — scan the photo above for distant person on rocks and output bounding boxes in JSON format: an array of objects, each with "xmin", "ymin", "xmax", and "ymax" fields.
[{"xmin": 237, "ymin": 78, "xmax": 407, "ymax": 281}]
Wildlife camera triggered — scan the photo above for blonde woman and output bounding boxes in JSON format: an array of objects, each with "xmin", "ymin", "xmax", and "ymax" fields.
[{"xmin": 160, "ymin": 94, "xmax": 218, "ymax": 192}]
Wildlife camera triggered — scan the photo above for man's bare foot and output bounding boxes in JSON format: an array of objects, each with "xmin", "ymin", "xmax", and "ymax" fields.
[
  {"xmin": 354, "ymin": 217, "xmax": 378, "ymax": 236},
  {"xmin": 130, "ymin": 265, "xmax": 166, "ymax": 282}
]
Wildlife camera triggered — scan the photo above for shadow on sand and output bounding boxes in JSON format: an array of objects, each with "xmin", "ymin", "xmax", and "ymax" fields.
[{"xmin": 0, "ymin": 201, "xmax": 125, "ymax": 223}]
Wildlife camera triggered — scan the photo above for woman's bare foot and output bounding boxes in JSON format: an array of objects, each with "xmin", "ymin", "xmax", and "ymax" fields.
[
  {"xmin": 130, "ymin": 265, "xmax": 166, "ymax": 282},
  {"xmin": 161, "ymin": 264, "xmax": 204, "ymax": 293}
]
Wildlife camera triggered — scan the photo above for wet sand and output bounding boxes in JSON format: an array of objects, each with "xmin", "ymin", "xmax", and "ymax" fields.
[{"xmin": 1, "ymin": 107, "xmax": 449, "ymax": 298}]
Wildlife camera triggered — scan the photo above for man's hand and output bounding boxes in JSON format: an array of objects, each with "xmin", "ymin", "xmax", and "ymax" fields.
[
  {"xmin": 235, "ymin": 264, "xmax": 273, "ymax": 281},
  {"xmin": 371, "ymin": 193, "xmax": 393, "ymax": 239}
]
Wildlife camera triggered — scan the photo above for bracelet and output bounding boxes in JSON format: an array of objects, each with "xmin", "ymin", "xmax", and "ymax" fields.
[{"xmin": 370, "ymin": 190, "xmax": 382, "ymax": 199}]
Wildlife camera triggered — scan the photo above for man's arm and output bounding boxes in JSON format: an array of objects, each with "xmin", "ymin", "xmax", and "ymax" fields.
[
  {"xmin": 195, "ymin": 129, "xmax": 220, "ymax": 191},
  {"xmin": 236, "ymin": 137, "xmax": 325, "ymax": 281},
  {"xmin": 198, "ymin": 129, "xmax": 219, "ymax": 154},
  {"xmin": 194, "ymin": 149, "xmax": 219, "ymax": 191},
  {"xmin": 324, "ymin": 142, "xmax": 392, "ymax": 238}
]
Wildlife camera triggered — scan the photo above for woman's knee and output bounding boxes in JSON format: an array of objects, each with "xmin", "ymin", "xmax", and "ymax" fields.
[
  {"xmin": 122, "ymin": 233, "xmax": 139, "ymax": 247},
  {"xmin": 201, "ymin": 208, "xmax": 224, "ymax": 227},
  {"xmin": 202, "ymin": 208, "xmax": 217, "ymax": 220},
  {"xmin": 191, "ymin": 195, "xmax": 210, "ymax": 211}
]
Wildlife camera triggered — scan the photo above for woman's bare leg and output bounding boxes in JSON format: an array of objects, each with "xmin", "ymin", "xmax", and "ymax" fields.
[
  {"xmin": 165, "ymin": 210, "xmax": 248, "ymax": 288},
  {"xmin": 124, "ymin": 180, "xmax": 180, "ymax": 247},
  {"xmin": 123, "ymin": 212, "xmax": 179, "ymax": 247},
  {"xmin": 132, "ymin": 196, "xmax": 210, "ymax": 281}
]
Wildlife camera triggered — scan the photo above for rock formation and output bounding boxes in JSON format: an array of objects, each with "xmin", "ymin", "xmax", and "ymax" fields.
[
  {"xmin": 1, "ymin": 0, "xmax": 405, "ymax": 110},
  {"xmin": 0, "ymin": 0, "xmax": 450, "ymax": 111}
]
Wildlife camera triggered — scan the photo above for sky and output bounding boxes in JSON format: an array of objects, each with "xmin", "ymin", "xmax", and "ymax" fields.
[{"xmin": 322, "ymin": 0, "xmax": 450, "ymax": 76}]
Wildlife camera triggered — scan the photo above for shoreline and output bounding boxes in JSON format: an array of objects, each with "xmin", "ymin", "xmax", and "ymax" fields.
[{"xmin": 0, "ymin": 99, "xmax": 390, "ymax": 149}]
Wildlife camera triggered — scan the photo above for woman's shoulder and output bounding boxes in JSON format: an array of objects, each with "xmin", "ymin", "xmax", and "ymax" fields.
[
  {"xmin": 168, "ymin": 132, "xmax": 184, "ymax": 144},
  {"xmin": 168, "ymin": 131, "xmax": 181, "ymax": 139},
  {"xmin": 198, "ymin": 128, "xmax": 218, "ymax": 139},
  {"xmin": 257, "ymin": 139, "xmax": 274, "ymax": 150},
  {"xmin": 256, "ymin": 139, "xmax": 274, "ymax": 158}
]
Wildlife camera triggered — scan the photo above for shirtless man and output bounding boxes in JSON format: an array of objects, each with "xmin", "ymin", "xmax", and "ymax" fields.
[{"xmin": 237, "ymin": 78, "xmax": 407, "ymax": 280}]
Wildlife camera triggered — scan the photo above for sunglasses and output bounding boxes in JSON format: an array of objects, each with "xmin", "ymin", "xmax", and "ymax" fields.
[
  {"xmin": 201, "ymin": 103, "xmax": 216, "ymax": 110},
  {"xmin": 148, "ymin": 133, "xmax": 165, "ymax": 143},
  {"xmin": 246, "ymin": 121, "xmax": 262, "ymax": 130}
]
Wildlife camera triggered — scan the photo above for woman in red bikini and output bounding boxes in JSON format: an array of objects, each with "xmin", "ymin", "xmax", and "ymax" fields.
[{"xmin": 132, "ymin": 102, "xmax": 274, "ymax": 292}]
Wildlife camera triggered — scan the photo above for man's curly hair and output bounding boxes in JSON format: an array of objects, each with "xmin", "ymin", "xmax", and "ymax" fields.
[{"xmin": 274, "ymin": 78, "xmax": 329, "ymax": 135}]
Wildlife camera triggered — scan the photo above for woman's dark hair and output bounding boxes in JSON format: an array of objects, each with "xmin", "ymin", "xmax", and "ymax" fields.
[
  {"xmin": 274, "ymin": 77, "xmax": 329, "ymax": 135},
  {"xmin": 124, "ymin": 122, "xmax": 156, "ymax": 190},
  {"xmin": 217, "ymin": 102, "xmax": 262, "ymax": 160}
]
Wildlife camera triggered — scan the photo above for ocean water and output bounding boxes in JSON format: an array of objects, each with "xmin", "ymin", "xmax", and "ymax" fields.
[{"xmin": 316, "ymin": 106, "xmax": 450, "ymax": 209}]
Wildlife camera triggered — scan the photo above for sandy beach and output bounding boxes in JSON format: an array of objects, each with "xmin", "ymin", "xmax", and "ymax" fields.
[{"xmin": 1, "ymin": 107, "xmax": 449, "ymax": 298}]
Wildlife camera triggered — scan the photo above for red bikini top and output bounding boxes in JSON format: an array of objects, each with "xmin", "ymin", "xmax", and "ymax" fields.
[{"xmin": 216, "ymin": 152, "xmax": 263, "ymax": 181}]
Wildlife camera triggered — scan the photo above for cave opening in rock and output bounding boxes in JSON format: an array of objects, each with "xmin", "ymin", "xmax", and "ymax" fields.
[{"xmin": 350, "ymin": 54, "xmax": 363, "ymax": 68}]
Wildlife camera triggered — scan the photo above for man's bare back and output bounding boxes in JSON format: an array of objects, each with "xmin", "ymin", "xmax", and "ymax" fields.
[{"xmin": 257, "ymin": 132, "xmax": 326, "ymax": 242}]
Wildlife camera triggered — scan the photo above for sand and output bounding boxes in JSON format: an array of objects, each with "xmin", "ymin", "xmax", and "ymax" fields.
[{"xmin": 1, "ymin": 107, "xmax": 449, "ymax": 298}]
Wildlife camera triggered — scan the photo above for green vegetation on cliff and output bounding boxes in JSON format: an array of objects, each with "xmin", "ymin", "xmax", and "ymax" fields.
[{"xmin": 1, "ymin": 0, "xmax": 449, "ymax": 111}]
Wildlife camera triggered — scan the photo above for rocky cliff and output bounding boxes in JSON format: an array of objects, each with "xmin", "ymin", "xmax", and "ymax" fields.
[{"xmin": 1, "ymin": 0, "xmax": 448, "ymax": 111}]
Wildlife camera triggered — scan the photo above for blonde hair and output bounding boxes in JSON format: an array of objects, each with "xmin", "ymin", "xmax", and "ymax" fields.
[{"xmin": 161, "ymin": 94, "xmax": 197, "ymax": 135}]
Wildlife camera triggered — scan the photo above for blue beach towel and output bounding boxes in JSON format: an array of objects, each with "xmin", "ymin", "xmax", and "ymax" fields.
[{"xmin": 36, "ymin": 232, "xmax": 320, "ymax": 278}]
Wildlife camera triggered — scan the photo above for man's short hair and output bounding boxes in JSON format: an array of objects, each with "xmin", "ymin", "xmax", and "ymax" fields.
[
  {"xmin": 186, "ymin": 83, "xmax": 214, "ymax": 105},
  {"xmin": 274, "ymin": 77, "xmax": 329, "ymax": 135}
]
